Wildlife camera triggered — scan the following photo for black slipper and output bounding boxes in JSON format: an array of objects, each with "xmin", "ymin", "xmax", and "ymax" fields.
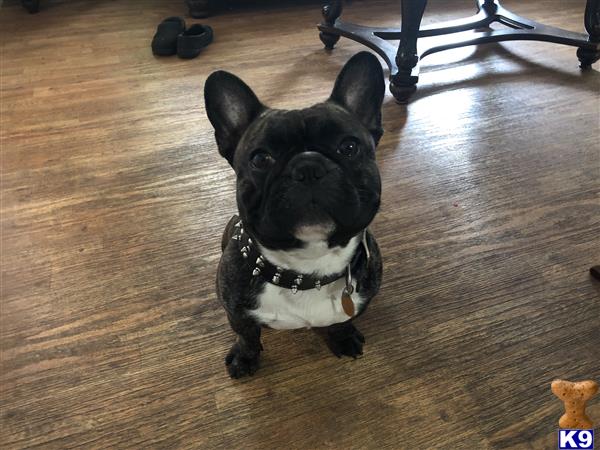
[
  {"xmin": 177, "ymin": 24, "xmax": 213, "ymax": 59},
  {"xmin": 152, "ymin": 17, "xmax": 186, "ymax": 56}
]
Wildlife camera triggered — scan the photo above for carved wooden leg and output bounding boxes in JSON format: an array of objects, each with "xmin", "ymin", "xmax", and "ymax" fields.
[
  {"xmin": 185, "ymin": 0, "xmax": 211, "ymax": 19},
  {"xmin": 577, "ymin": 0, "xmax": 600, "ymax": 67},
  {"xmin": 474, "ymin": 0, "xmax": 496, "ymax": 30},
  {"xmin": 390, "ymin": 0, "xmax": 428, "ymax": 103},
  {"xmin": 482, "ymin": 0, "xmax": 497, "ymax": 13},
  {"xmin": 319, "ymin": 1, "xmax": 344, "ymax": 49}
]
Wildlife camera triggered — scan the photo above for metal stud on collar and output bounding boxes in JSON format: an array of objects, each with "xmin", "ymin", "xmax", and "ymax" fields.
[{"xmin": 291, "ymin": 274, "xmax": 303, "ymax": 295}]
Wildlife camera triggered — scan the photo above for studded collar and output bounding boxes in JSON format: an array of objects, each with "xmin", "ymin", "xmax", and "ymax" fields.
[{"xmin": 231, "ymin": 220, "xmax": 369, "ymax": 293}]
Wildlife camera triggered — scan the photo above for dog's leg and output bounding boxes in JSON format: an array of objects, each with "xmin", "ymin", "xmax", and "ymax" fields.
[
  {"xmin": 324, "ymin": 321, "xmax": 365, "ymax": 358},
  {"xmin": 225, "ymin": 317, "xmax": 262, "ymax": 378}
]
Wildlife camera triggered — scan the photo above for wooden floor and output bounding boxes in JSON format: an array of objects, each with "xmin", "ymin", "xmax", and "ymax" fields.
[{"xmin": 1, "ymin": 0, "xmax": 599, "ymax": 448}]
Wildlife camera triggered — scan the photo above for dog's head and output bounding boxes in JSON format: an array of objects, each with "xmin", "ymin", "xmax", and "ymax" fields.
[{"xmin": 204, "ymin": 52, "xmax": 385, "ymax": 250}]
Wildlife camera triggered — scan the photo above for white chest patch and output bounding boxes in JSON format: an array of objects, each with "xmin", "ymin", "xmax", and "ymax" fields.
[
  {"xmin": 249, "ymin": 278, "xmax": 363, "ymax": 329},
  {"xmin": 248, "ymin": 232, "xmax": 363, "ymax": 329}
]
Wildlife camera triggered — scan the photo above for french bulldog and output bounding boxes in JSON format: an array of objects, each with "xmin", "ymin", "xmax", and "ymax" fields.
[{"xmin": 204, "ymin": 52, "xmax": 385, "ymax": 378}]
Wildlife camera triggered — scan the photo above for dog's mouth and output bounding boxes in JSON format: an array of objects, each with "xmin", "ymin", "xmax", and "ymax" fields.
[
  {"xmin": 286, "ymin": 193, "xmax": 335, "ymax": 237},
  {"xmin": 286, "ymin": 185, "xmax": 329, "ymax": 209}
]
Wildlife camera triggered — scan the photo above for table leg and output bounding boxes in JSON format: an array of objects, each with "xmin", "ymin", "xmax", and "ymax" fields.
[
  {"xmin": 577, "ymin": 0, "xmax": 600, "ymax": 67},
  {"xmin": 390, "ymin": 0, "xmax": 428, "ymax": 103},
  {"xmin": 319, "ymin": 1, "xmax": 344, "ymax": 49}
]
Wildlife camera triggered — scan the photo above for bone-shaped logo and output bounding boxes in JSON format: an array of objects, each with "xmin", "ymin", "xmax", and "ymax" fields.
[{"xmin": 551, "ymin": 379, "xmax": 598, "ymax": 429}]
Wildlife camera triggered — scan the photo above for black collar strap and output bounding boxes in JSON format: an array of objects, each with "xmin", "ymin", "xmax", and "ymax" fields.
[{"xmin": 231, "ymin": 220, "xmax": 366, "ymax": 293}]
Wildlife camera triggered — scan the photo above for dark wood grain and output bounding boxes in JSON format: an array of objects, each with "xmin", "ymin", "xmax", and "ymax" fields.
[{"xmin": 1, "ymin": 0, "xmax": 599, "ymax": 448}]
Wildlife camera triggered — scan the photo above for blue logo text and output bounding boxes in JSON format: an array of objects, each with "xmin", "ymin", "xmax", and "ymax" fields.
[{"xmin": 558, "ymin": 429, "xmax": 594, "ymax": 449}]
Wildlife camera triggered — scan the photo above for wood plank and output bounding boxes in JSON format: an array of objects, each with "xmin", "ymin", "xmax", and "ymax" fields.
[{"xmin": 1, "ymin": 0, "xmax": 599, "ymax": 448}]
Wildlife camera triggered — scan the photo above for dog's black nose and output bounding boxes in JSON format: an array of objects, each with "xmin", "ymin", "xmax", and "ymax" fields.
[{"xmin": 291, "ymin": 152, "xmax": 328, "ymax": 183}]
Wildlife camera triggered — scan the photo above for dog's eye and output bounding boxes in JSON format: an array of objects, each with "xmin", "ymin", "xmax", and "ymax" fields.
[
  {"xmin": 250, "ymin": 150, "xmax": 275, "ymax": 169},
  {"xmin": 337, "ymin": 138, "xmax": 360, "ymax": 158}
]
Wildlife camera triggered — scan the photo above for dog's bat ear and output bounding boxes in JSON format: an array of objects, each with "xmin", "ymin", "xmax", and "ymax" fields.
[
  {"xmin": 204, "ymin": 71, "xmax": 264, "ymax": 165},
  {"xmin": 329, "ymin": 52, "xmax": 385, "ymax": 144}
]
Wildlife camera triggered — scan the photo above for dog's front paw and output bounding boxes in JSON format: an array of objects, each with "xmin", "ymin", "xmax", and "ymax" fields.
[
  {"xmin": 225, "ymin": 342, "xmax": 260, "ymax": 379},
  {"xmin": 326, "ymin": 323, "xmax": 365, "ymax": 359}
]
